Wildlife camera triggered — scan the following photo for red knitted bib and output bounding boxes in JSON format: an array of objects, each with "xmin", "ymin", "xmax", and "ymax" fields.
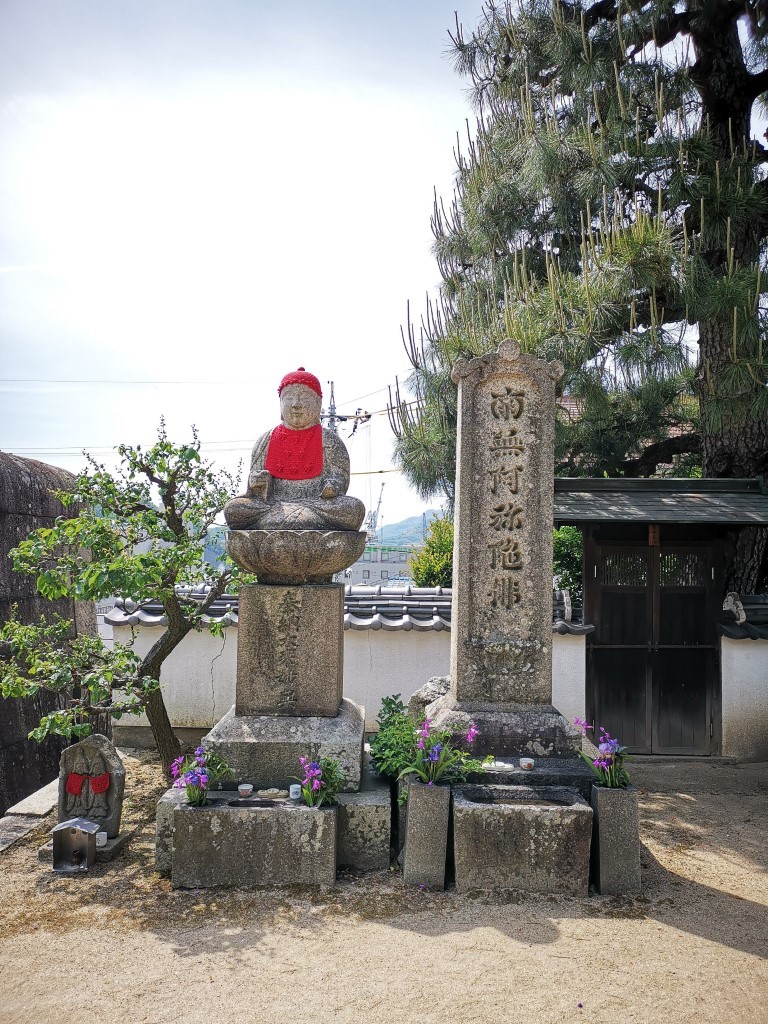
[{"xmin": 265, "ymin": 424, "xmax": 323, "ymax": 480}]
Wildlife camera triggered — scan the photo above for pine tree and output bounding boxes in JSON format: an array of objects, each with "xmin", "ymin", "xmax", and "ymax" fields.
[{"xmin": 391, "ymin": 0, "xmax": 768, "ymax": 591}]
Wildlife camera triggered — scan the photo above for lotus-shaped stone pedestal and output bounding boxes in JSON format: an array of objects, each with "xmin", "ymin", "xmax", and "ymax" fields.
[{"xmin": 227, "ymin": 529, "xmax": 366, "ymax": 585}]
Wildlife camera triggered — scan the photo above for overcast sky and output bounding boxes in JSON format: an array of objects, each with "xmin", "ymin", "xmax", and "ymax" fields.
[{"xmin": 0, "ymin": 0, "xmax": 484, "ymax": 531}]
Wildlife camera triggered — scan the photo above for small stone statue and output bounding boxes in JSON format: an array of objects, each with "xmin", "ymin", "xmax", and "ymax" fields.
[
  {"xmin": 57, "ymin": 733, "xmax": 125, "ymax": 838},
  {"xmin": 224, "ymin": 368, "xmax": 365, "ymax": 532}
]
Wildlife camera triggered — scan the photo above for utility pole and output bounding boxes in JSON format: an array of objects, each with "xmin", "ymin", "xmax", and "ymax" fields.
[{"xmin": 323, "ymin": 380, "xmax": 339, "ymax": 434}]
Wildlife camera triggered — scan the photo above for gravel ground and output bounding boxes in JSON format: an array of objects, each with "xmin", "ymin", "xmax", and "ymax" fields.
[{"xmin": 0, "ymin": 753, "xmax": 765, "ymax": 1024}]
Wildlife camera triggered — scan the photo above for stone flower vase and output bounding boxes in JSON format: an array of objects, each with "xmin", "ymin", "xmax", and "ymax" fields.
[
  {"xmin": 590, "ymin": 785, "xmax": 641, "ymax": 895},
  {"xmin": 402, "ymin": 780, "xmax": 451, "ymax": 890}
]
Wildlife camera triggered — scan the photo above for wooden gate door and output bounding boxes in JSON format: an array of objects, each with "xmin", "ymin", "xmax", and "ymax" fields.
[{"xmin": 586, "ymin": 541, "xmax": 719, "ymax": 755}]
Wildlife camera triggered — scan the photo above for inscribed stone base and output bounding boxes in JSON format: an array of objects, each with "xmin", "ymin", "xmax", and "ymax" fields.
[
  {"xmin": 236, "ymin": 583, "xmax": 344, "ymax": 717},
  {"xmin": 426, "ymin": 694, "xmax": 581, "ymax": 758},
  {"xmin": 453, "ymin": 784, "xmax": 592, "ymax": 895},
  {"xmin": 171, "ymin": 801, "xmax": 337, "ymax": 888},
  {"xmin": 203, "ymin": 699, "xmax": 365, "ymax": 792}
]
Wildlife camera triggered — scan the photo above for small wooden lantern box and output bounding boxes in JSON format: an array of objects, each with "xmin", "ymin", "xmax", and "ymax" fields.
[{"xmin": 51, "ymin": 817, "xmax": 100, "ymax": 873}]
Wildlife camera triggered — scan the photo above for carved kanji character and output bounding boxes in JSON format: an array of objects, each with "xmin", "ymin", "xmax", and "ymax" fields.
[
  {"xmin": 488, "ymin": 502, "xmax": 524, "ymax": 531},
  {"xmin": 490, "ymin": 388, "xmax": 525, "ymax": 420},
  {"xmin": 488, "ymin": 538, "xmax": 523, "ymax": 570}
]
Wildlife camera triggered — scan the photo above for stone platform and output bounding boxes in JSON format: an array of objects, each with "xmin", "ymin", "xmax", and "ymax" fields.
[
  {"xmin": 157, "ymin": 773, "xmax": 391, "ymax": 879},
  {"xmin": 452, "ymin": 784, "xmax": 592, "ymax": 894},
  {"xmin": 203, "ymin": 698, "xmax": 365, "ymax": 792},
  {"xmin": 172, "ymin": 799, "xmax": 338, "ymax": 888}
]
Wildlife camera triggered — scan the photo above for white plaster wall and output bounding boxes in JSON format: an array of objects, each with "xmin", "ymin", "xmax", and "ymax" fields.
[
  {"xmin": 112, "ymin": 624, "xmax": 236, "ymax": 729},
  {"xmin": 111, "ymin": 623, "xmax": 585, "ymax": 735},
  {"xmin": 721, "ymin": 638, "xmax": 768, "ymax": 761},
  {"xmin": 551, "ymin": 633, "xmax": 587, "ymax": 725},
  {"xmin": 343, "ymin": 629, "xmax": 450, "ymax": 730}
]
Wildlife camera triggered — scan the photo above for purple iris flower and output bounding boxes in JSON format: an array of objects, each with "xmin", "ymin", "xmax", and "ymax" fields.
[{"xmin": 429, "ymin": 743, "xmax": 443, "ymax": 763}]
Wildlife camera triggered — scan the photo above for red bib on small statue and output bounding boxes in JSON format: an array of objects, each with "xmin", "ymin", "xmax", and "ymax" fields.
[{"xmin": 265, "ymin": 424, "xmax": 323, "ymax": 480}]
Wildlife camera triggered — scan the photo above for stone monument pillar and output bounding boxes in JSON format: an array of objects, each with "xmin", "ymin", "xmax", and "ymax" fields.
[{"xmin": 428, "ymin": 340, "xmax": 580, "ymax": 758}]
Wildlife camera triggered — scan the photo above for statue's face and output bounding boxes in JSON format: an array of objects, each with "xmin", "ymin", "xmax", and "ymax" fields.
[{"xmin": 280, "ymin": 383, "xmax": 322, "ymax": 430}]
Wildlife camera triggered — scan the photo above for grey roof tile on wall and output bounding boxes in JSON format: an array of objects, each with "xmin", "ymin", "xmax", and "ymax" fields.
[{"xmin": 105, "ymin": 585, "xmax": 593, "ymax": 634}]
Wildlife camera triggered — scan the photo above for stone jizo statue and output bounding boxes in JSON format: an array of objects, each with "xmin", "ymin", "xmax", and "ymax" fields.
[{"xmin": 224, "ymin": 368, "xmax": 365, "ymax": 532}]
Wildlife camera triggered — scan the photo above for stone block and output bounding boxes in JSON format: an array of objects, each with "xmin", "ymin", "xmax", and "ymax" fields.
[
  {"xmin": 171, "ymin": 800, "xmax": 337, "ymax": 888},
  {"xmin": 203, "ymin": 699, "xmax": 365, "ymax": 792},
  {"xmin": 235, "ymin": 583, "xmax": 344, "ymax": 717},
  {"xmin": 402, "ymin": 780, "xmax": 450, "ymax": 889},
  {"xmin": 590, "ymin": 785, "xmax": 641, "ymax": 895},
  {"xmin": 453, "ymin": 784, "xmax": 592, "ymax": 895},
  {"xmin": 426, "ymin": 697, "xmax": 581, "ymax": 758},
  {"xmin": 5, "ymin": 779, "xmax": 59, "ymax": 817},
  {"xmin": 336, "ymin": 770, "xmax": 391, "ymax": 872},
  {"xmin": 155, "ymin": 786, "xmax": 185, "ymax": 875}
]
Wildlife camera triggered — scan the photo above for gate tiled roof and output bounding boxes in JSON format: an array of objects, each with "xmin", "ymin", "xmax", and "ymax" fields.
[{"xmin": 554, "ymin": 478, "xmax": 768, "ymax": 524}]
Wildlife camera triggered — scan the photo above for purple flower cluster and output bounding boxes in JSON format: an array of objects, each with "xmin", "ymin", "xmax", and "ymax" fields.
[
  {"xmin": 466, "ymin": 724, "xmax": 478, "ymax": 745},
  {"xmin": 428, "ymin": 743, "xmax": 443, "ymax": 763},
  {"xmin": 573, "ymin": 718, "xmax": 630, "ymax": 788},
  {"xmin": 171, "ymin": 746, "xmax": 209, "ymax": 791},
  {"xmin": 299, "ymin": 756, "xmax": 324, "ymax": 793},
  {"xmin": 416, "ymin": 719, "xmax": 432, "ymax": 751}
]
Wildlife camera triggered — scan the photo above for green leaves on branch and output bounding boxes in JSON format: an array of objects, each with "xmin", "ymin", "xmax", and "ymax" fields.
[
  {"xmin": 0, "ymin": 611, "xmax": 159, "ymax": 742},
  {"xmin": 409, "ymin": 517, "xmax": 454, "ymax": 587}
]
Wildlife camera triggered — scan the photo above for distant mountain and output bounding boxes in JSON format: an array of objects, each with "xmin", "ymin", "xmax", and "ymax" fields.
[{"xmin": 378, "ymin": 509, "xmax": 442, "ymax": 548}]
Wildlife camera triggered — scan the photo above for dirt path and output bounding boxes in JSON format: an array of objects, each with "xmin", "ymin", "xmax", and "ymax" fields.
[{"xmin": 0, "ymin": 754, "xmax": 765, "ymax": 1024}]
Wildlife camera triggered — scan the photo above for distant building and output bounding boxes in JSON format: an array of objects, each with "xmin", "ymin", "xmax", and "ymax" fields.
[{"xmin": 342, "ymin": 544, "xmax": 420, "ymax": 586}]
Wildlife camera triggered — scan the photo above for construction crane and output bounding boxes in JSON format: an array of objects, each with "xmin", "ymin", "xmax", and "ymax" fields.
[{"xmin": 365, "ymin": 483, "xmax": 384, "ymax": 543}]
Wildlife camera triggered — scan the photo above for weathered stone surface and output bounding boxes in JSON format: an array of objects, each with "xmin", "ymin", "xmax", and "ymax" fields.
[
  {"xmin": 227, "ymin": 529, "xmax": 366, "ymax": 585},
  {"xmin": 171, "ymin": 800, "xmax": 337, "ymax": 888},
  {"xmin": 0, "ymin": 814, "xmax": 40, "ymax": 853},
  {"xmin": 590, "ymin": 785, "xmax": 641, "ymax": 895},
  {"xmin": 58, "ymin": 734, "xmax": 125, "ymax": 838},
  {"xmin": 402, "ymin": 780, "xmax": 451, "ymax": 889},
  {"xmin": 336, "ymin": 769, "xmax": 391, "ymax": 872},
  {"xmin": 407, "ymin": 676, "xmax": 449, "ymax": 722},
  {"xmin": 235, "ymin": 583, "xmax": 345, "ymax": 717},
  {"xmin": 426, "ymin": 697, "xmax": 581, "ymax": 759},
  {"xmin": 5, "ymin": 778, "xmax": 58, "ymax": 817},
  {"xmin": 467, "ymin": 756, "xmax": 594, "ymax": 799},
  {"xmin": 453, "ymin": 784, "xmax": 592, "ymax": 894},
  {"xmin": 449, "ymin": 340, "xmax": 564, "ymax": 707},
  {"xmin": 155, "ymin": 786, "xmax": 185, "ymax": 875},
  {"xmin": 203, "ymin": 699, "xmax": 365, "ymax": 792}
]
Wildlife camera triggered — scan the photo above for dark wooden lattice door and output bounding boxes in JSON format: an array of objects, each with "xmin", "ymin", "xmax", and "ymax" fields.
[{"xmin": 586, "ymin": 543, "xmax": 718, "ymax": 755}]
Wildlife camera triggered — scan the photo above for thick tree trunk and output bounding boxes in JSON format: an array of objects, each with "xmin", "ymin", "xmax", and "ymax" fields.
[{"xmin": 143, "ymin": 686, "xmax": 181, "ymax": 774}]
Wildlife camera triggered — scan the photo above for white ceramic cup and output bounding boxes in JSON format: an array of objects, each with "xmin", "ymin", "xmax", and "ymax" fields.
[
  {"xmin": 519, "ymin": 757, "xmax": 534, "ymax": 771},
  {"xmin": 95, "ymin": 832, "xmax": 108, "ymax": 848},
  {"xmin": 289, "ymin": 784, "xmax": 302, "ymax": 800},
  {"xmin": 238, "ymin": 784, "xmax": 253, "ymax": 798}
]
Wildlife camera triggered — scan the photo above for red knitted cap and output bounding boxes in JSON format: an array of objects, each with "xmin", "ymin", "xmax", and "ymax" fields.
[{"xmin": 278, "ymin": 368, "xmax": 322, "ymax": 397}]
